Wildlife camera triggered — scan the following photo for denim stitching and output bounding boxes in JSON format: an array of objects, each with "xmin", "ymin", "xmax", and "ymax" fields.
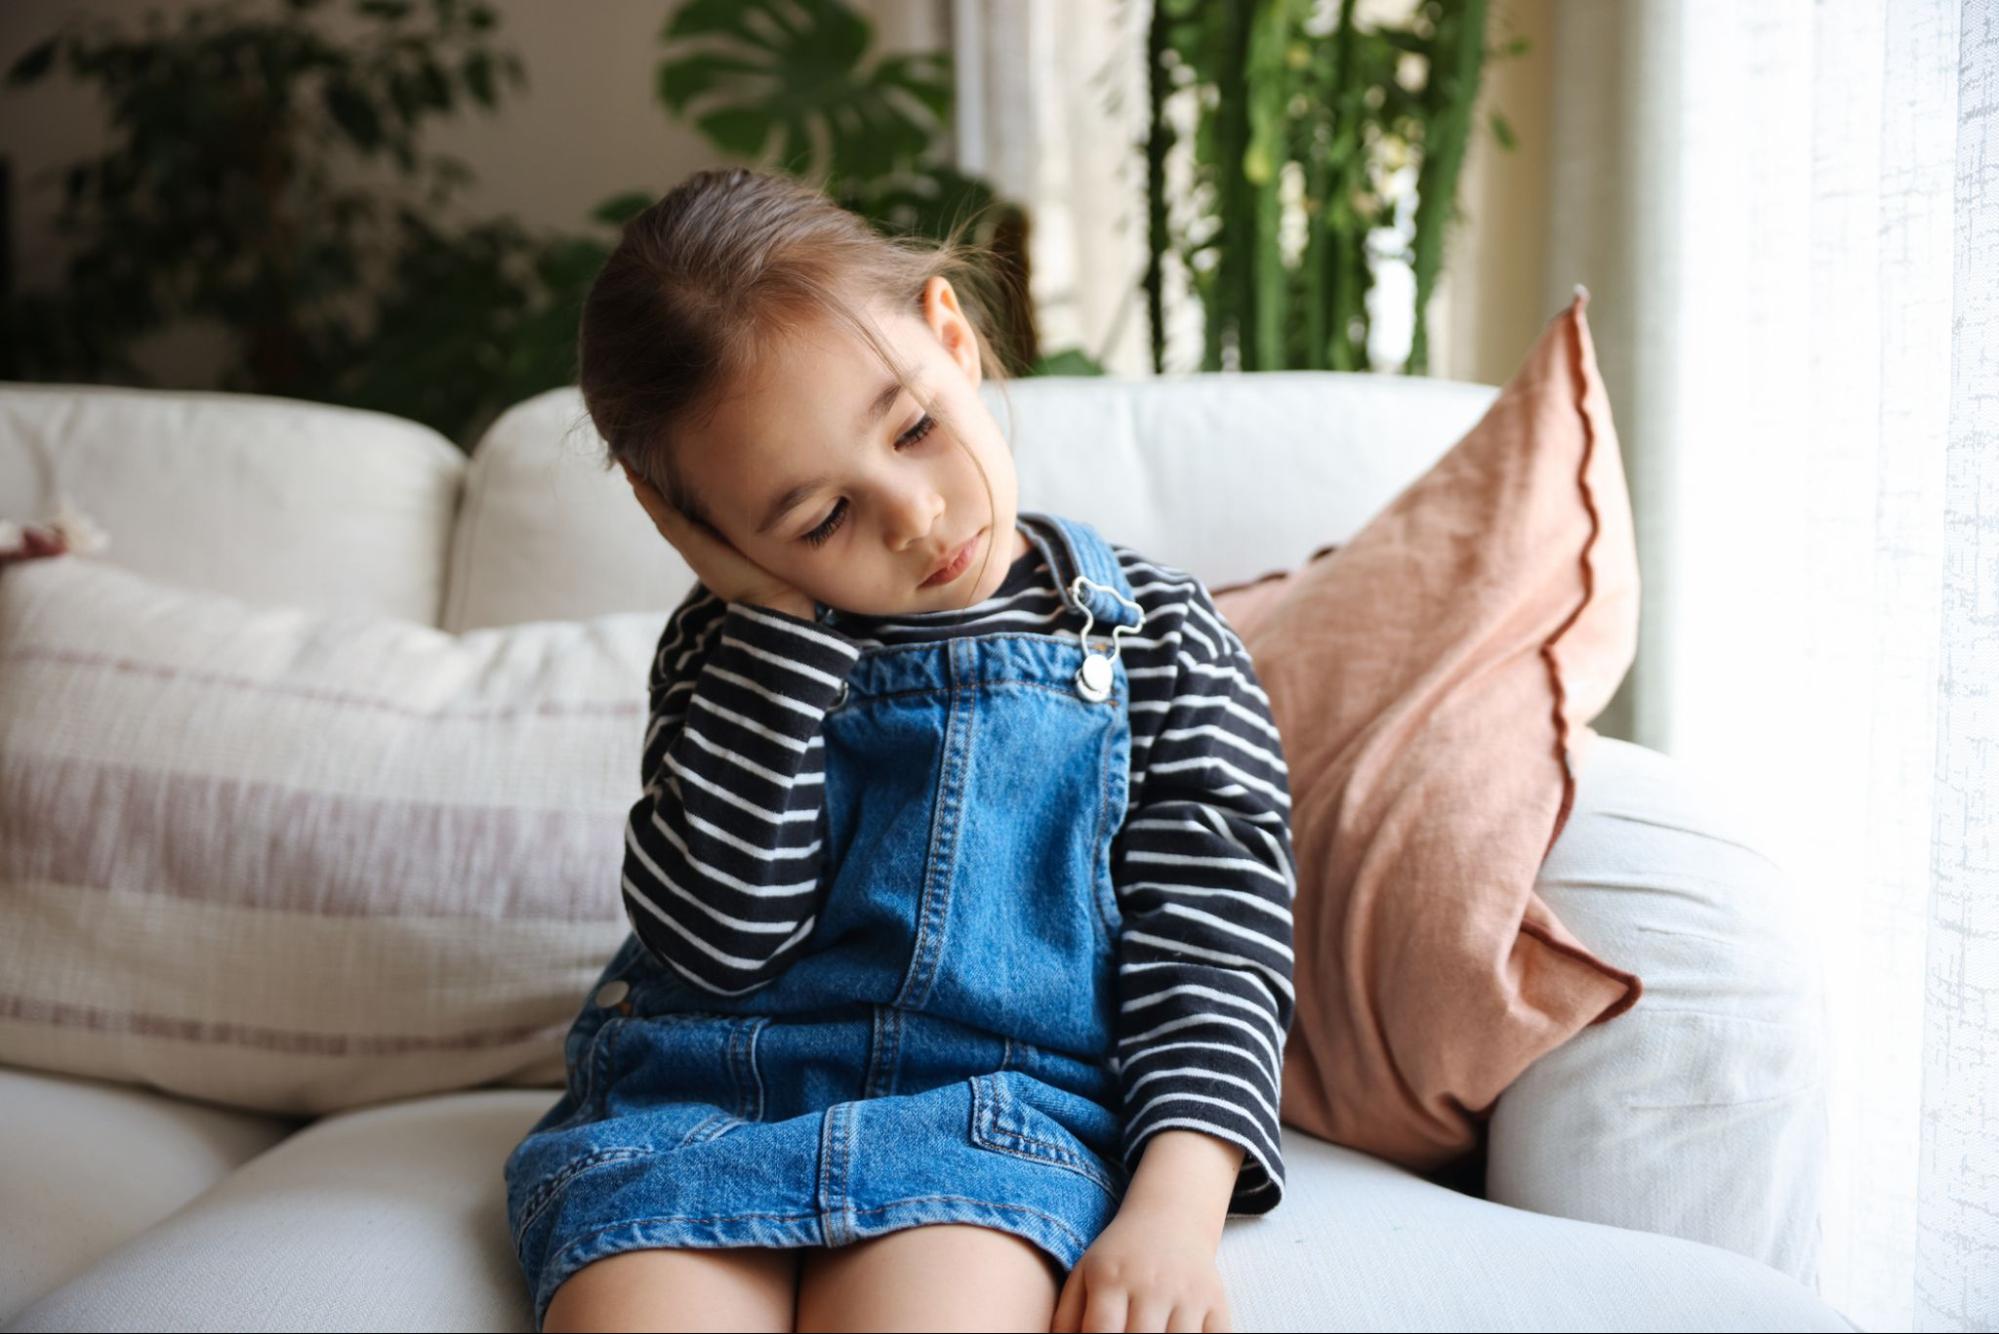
[
  {"xmin": 1091, "ymin": 700, "xmax": 1124, "ymax": 944},
  {"xmin": 677, "ymin": 1111, "xmax": 743, "ymax": 1147},
  {"xmin": 849, "ymin": 678, "xmax": 1101, "ymax": 707},
  {"xmin": 513, "ymin": 1145, "xmax": 652, "ymax": 1245},
  {"xmin": 544, "ymin": 1191, "xmax": 1095, "ymax": 1278},
  {"xmin": 846, "ymin": 630, "xmax": 1130, "ymax": 683},
  {"xmin": 536, "ymin": 1016, "xmax": 621, "ymax": 1137},
  {"xmin": 725, "ymin": 1017, "xmax": 751, "ymax": 1121},
  {"xmin": 896, "ymin": 653, "xmax": 970, "ymax": 1013},
  {"xmin": 744, "ymin": 1017, "xmax": 768, "ymax": 1121},
  {"xmin": 969, "ymin": 1074, "xmax": 1122, "ymax": 1197}
]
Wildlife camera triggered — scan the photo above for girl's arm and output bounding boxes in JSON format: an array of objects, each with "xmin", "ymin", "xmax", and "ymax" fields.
[
  {"xmin": 621, "ymin": 585, "xmax": 863, "ymax": 996},
  {"xmin": 1109, "ymin": 577, "xmax": 1297, "ymax": 1217},
  {"xmin": 1053, "ymin": 576, "xmax": 1295, "ymax": 1332}
]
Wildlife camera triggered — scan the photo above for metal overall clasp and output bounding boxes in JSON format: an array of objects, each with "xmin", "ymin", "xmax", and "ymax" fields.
[{"xmin": 1067, "ymin": 574, "xmax": 1146, "ymax": 703}]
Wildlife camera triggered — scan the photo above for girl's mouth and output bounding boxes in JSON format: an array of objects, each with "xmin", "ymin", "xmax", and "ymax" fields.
[{"xmin": 920, "ymin": 530, "xmax": 983, "ymax": 588}]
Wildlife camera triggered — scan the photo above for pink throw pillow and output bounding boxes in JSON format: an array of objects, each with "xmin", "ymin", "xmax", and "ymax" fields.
[{"xmin": 1217, "ymin": 287, "xmax": 1643, "ymax": 1171}]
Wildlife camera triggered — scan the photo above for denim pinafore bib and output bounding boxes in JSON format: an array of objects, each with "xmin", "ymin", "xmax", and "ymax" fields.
[{"xmin": 503, "ymin": 512, "xmax": 1148, "ymax": 1331}]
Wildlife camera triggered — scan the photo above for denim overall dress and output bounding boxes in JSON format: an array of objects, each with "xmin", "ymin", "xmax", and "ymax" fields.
[{"xmin": 503, "ymin": 512, "xmax": 1150, "ymax": 1330}]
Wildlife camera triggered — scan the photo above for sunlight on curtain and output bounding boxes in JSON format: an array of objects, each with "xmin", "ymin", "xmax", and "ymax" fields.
[
  {"xmin": 946, "ymin": 0, "xmax": 1153, "ymax": 376},
  {"xmin": 1549, "ymin": 1, "xmax": 1996, "ymax": 1329}
]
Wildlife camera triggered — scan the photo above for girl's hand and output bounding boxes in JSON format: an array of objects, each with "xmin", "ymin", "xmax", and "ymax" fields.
[
  {"xmin": 1050, "ymin": 1208, "xmax": 1232, "ymax": 1333},
  {"xmin": 620, "ymin": 462, "xmax": 816, "ymax": 621}
]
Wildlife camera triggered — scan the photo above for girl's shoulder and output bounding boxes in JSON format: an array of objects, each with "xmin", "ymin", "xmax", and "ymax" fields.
[
  {"xmin": 1100, "ymin": 539, "xmax": 1250, "ymax": 663},
  {"xmin": 1102, "ymin": 538, "xmax": 1213, "ymax": 611}
]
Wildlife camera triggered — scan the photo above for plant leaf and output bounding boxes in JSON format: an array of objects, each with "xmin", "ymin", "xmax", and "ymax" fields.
[
  {"xmin": 325, "ymin": 79, "xmax": 384, "ymax": 150},
  {"xmin": 697, "ymin": 105, "xmax": 775, "ymax": 157},
  {"xmin": 590, "ymin": 191, "xmax": 653, "ymax": 227},
  {"xmin": 463, "ymin": 50, "xmax": 493, "ymax": 106}
]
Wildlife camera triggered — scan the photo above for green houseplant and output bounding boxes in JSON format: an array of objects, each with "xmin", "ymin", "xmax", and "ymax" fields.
[
  {"xmin": 1, "ymin": 0, "xmax": 625, "ymax": 448},
  {"xmin": 1142, "ymin": 0, "xmax": 1527, "ymax": 375}
]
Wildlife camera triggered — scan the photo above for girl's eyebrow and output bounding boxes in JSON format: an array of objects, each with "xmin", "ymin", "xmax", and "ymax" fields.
[{"xmin": 752, "ymin": 377, "xmax": 905, "ymax": 535}]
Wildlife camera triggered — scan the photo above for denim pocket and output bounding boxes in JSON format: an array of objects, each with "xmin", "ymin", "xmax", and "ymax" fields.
[{"xmin": 968, "ymin": 1071, "xmax": 1126, "ymax": 1199}]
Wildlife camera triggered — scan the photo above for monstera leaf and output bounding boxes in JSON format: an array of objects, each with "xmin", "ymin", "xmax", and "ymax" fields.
[{"xmin": 656, "ymin": 0, "xmax": 949, "ymax": 181}]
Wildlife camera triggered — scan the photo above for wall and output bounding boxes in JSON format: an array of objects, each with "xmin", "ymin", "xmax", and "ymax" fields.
[{"xmin": 1429, "ymin": 0, "xmax": 1557, "ymax": 388}]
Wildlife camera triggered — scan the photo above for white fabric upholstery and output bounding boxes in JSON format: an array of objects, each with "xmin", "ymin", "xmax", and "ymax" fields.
[
  {"xmin": 0, "ymin": 383, "xmax": 464, "ymax": 624},
  {"xmin": 0, "ymin": 1068, "xmax": 294, "ymax": 1326},
  {"xmin": 1488, "ymin": 735, "xmax": 1830, "ymax": 1290},
  {"xmin": 441, "ymin": 374, "xmax": 1490, "ymax": 631},
  {"xmin": 439, "ymin": 387, "xmax": 690, "ymax": 633},
  {"xmin": 0, "ymin": 1088, "xmax": 1853, "ymax": 1334}
]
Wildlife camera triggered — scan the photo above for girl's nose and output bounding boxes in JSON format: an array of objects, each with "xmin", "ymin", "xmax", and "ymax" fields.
[{"xmin": 887, "ymin": 491, "xmax": 947, "ymax": 548}]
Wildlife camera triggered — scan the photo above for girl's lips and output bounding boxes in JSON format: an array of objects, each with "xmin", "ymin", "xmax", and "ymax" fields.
[{"xmin": 920, "ymin": 530, "xmax": 982, "ymax": 588}]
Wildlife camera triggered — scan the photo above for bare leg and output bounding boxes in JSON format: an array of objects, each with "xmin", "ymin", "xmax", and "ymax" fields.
[
  {"xmin": 542, "ymin": 1245, "xmax": 802, "ymax": 1333},
  {"xmin": 795, "ymin": 1223, "xmax": 1062, "ymax": 1332}
]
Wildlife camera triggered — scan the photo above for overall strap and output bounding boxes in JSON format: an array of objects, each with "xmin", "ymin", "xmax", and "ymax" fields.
[
  {"xmin": 1018, "ymin": 511, "xmax": 1143, "ymax": 632},
  {"xmin": 1019, "ymin": 511, "xmax": 1147, "ymax": 704}
]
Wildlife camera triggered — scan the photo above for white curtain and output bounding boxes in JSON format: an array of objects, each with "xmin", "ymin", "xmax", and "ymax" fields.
[
  {"xmin": 944, "ymin": 0, "xmax": 1153, "ymax": 377},
  {"xmin": 1546, "ymin": 1, "xmax": 1997, "ymax": 1330}
]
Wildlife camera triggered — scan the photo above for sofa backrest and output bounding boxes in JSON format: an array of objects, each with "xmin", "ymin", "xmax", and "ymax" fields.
[
  {"xmin": 2, "ymin": 373, "xmax": 1502, "ymax": 630},
  {"xmin": 0, "ymin": 383, "xmax": 464, "ymax": 624}
]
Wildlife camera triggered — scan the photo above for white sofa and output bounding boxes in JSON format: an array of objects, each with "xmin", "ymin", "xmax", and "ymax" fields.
[{"xmin": 0, "ymin": 374, "xmax": 1855, "ymax": 1332}]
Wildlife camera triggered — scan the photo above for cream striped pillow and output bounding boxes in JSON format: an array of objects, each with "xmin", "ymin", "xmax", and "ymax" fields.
[{"xmin": 0, "ymin": 555, "xmax": 645, "ymax": 1114}]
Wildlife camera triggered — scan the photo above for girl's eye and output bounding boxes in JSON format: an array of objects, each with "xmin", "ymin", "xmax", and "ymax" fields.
[
  {"xmin": 898, "ymin": 412, "xmax": 938, "ymax": 449},
  {"xmin": 801, "ymin": 500, "xmax": 846, "ymax": 548},
  {"xmin": 799, "ymin": 414, "xmax": 938, "ymax": 548}
]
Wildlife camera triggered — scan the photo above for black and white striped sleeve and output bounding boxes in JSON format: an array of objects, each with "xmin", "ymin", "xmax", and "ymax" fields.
[
  {"xmin": 1109, "ymin": 577, "xmax": 1297, "ymax": 1215},
  {"xmin": 622, "ymin": 585, "xmax": 863, "ymax": 996}
]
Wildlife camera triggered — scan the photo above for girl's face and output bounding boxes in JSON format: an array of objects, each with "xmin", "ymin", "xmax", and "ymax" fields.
[{"xmin": 674, "ymin": 276, "xmax": 1029, "ymax": 618}]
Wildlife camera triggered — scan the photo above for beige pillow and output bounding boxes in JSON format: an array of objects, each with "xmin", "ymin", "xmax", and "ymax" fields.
[
  {"xmin": 1216, "ymin": 287, "xmax": 1644, "ymax": 1171},
  {"xmin": 0, "ymin": 556, "xmax": 638, "ymax": 1114}
]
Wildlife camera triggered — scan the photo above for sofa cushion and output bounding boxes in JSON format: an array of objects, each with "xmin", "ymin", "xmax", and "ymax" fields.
[
  {"xmin": 0, "ymin": 554, "xmax": 639, "ymax": 1114},
  {"xmin": 0, "ymin": 1065, "xmax": 295, "ymax": 1326},
  {"xmin": 0, "ymin": 384, "xmax": 464, "ymax": 624},
  {"xmin": 440, "ymin": 388, "xmax": 695, "ymax": 634},
  {"xmin": 0, "ymin": 1092, "xmax": 1855, "ymax": 1333},
  {"xmin": 1215, "ymin": 288, "xmax": 1643, "ymax": 1172}
]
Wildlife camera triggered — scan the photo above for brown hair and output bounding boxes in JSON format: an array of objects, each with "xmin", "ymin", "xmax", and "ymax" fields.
[{"xmin": 573, "ymin": 167, "xmax": 1017, "ymax": 538}]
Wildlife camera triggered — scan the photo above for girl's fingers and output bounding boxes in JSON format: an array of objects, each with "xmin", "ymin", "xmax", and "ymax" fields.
[
  {"xmin": 618, "ymin": 459, "xmax": 807, "ymax": 612},
  {"xmin": 1080, "ymin": 1284, "xmax": 1127, "ymax": 1334},
  {"xmin": 622, "ymin": 467, "xmax": 673, "ymax": 525},
  {"xmin": 1050, "ymin": 1268, "xmax": 1086, "ymax": 1332}
]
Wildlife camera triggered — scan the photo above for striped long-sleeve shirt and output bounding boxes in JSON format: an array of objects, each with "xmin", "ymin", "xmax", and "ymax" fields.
[{"xmin": 621, "ymin": 526, "xmax": 1297, "ymax": 1215}]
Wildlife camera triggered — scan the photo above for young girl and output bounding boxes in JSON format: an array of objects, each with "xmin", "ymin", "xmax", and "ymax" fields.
[{"xmin": 503, "ymin": 168, "xmax": 1296, "ymax": 1334}]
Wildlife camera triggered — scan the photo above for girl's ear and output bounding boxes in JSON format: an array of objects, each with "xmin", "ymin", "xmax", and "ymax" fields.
[{"xmin": 920, "ymin": 277, "xmax": 981, "ymax": 387}]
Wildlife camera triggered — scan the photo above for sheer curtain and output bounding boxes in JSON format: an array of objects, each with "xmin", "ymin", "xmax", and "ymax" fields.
[
  {"xmin": 943, "ymin": 0, "xmax": 1153, "ymax": 378},
  {"xmin": 1545, "ymin": 1, "xmax": 1996, "ymax": 1330}
]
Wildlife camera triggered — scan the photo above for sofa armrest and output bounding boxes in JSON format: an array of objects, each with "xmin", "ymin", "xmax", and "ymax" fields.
[{"xmin": 1486, "ymin": 734, "xmax": 1830, "ymax": 1290}]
